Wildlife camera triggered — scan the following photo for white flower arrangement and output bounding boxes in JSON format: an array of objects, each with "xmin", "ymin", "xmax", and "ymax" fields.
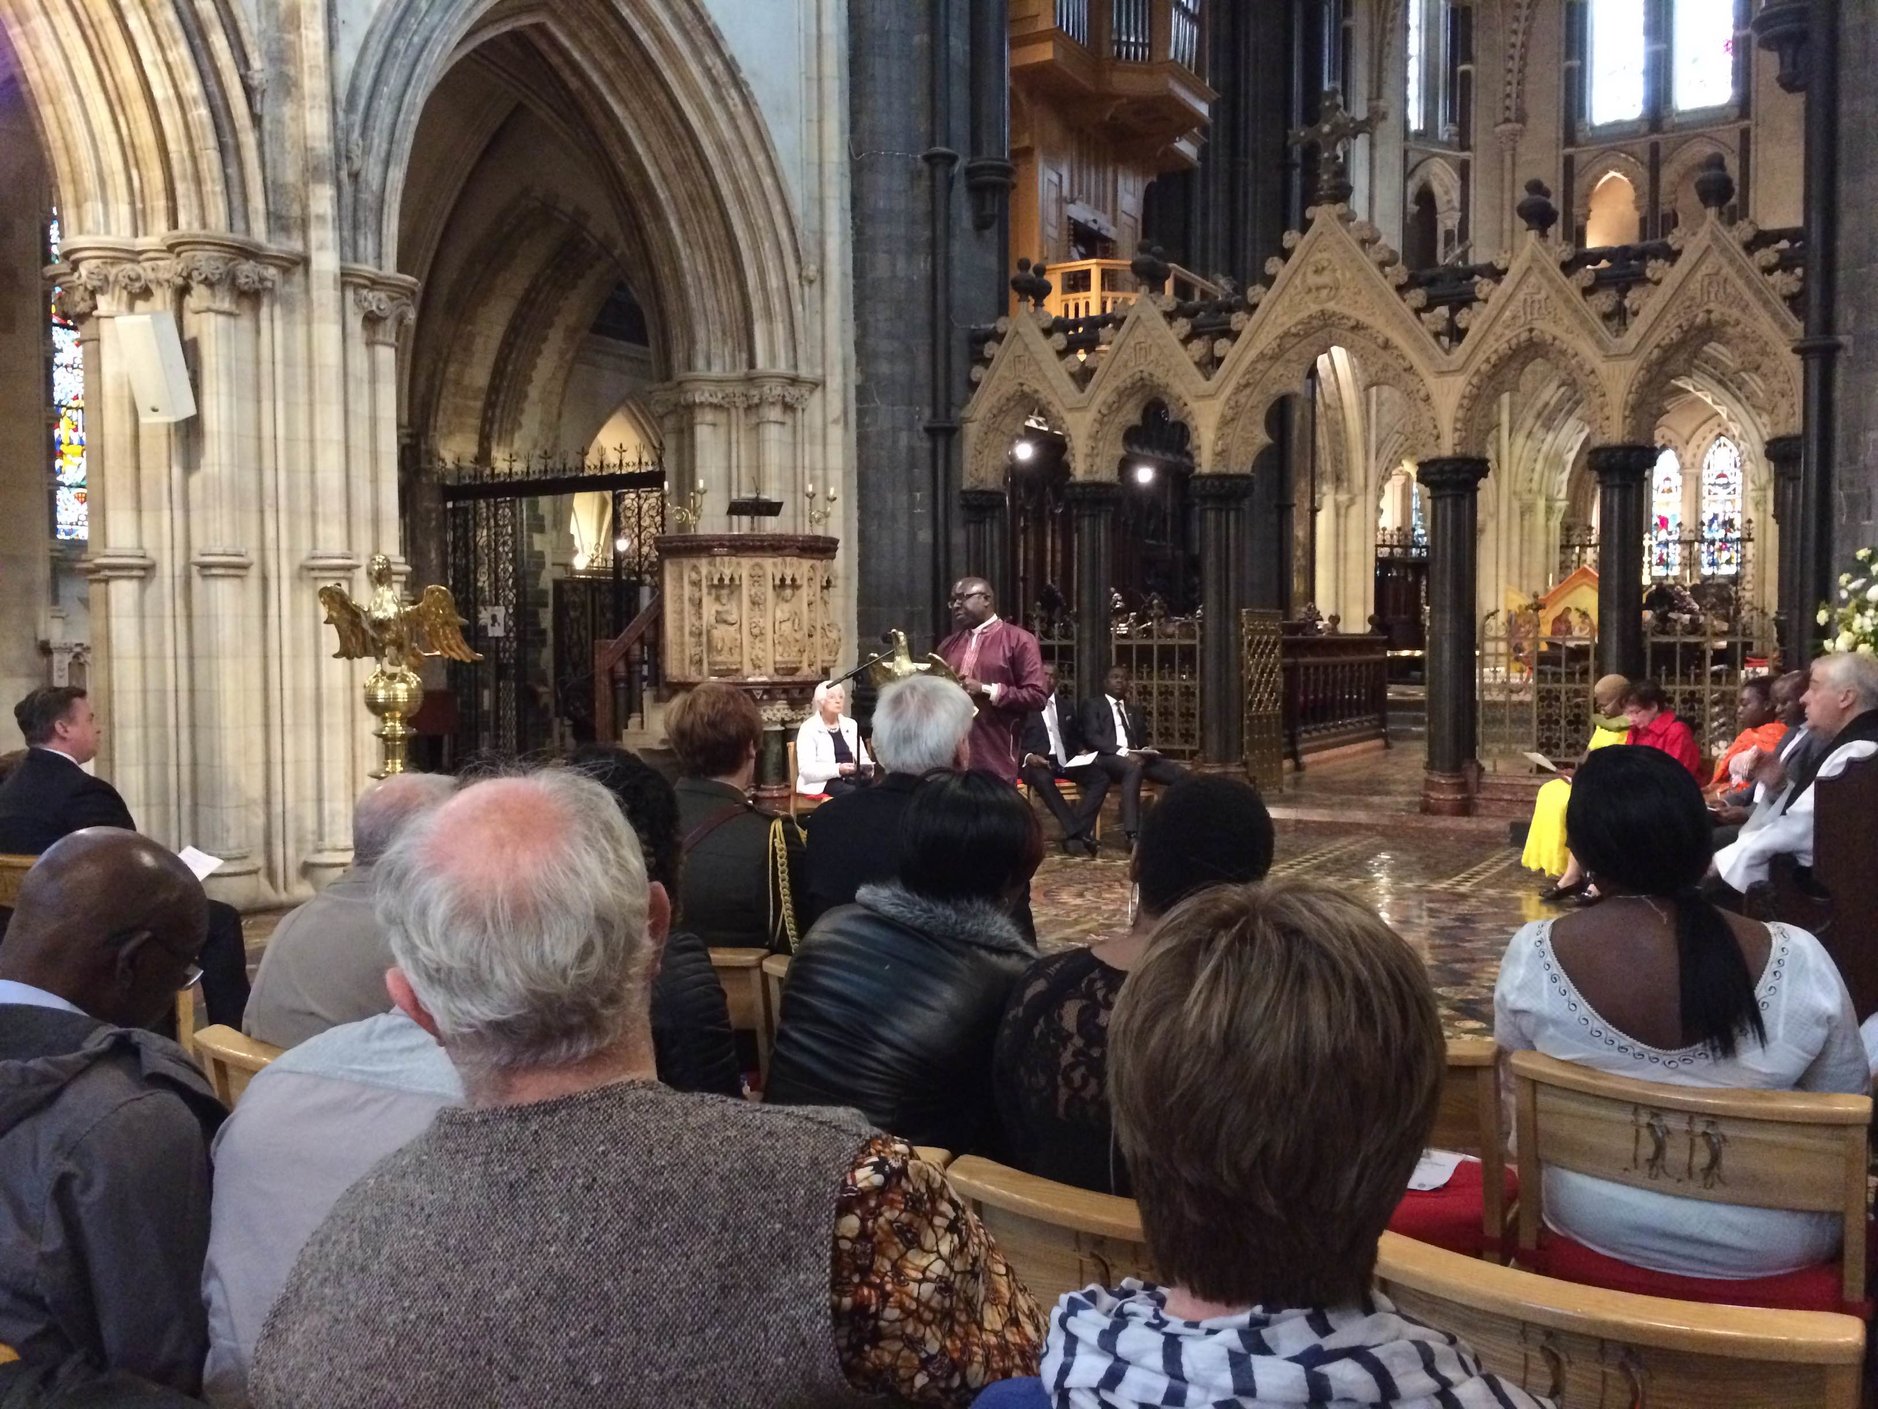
[{"xmin": 1819, "ymin": 548, "xmax": 1878, "ymax": 655}]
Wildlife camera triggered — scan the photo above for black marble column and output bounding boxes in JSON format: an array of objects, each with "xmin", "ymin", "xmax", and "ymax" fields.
[
  {"xmin": 960, "ymin": 488, "xmax": 1010, "ymax": 609},
  {"xmin": 1064, "ymin": 480, "xmax": 1118, "ymax": 693},
  {"xmin": 1588, "ymin": 445, "xmax": 1656, "ymax": 681},
  {"xmin": 1766, "ymin": 434, "xmax": 1806, "ymax": 667},
  {"xmin": 1418, "ymin": 457, "xmax": 1491, "ymax": 816},
  {"xmin": 1193, "ymin": 474, "xmax": 1257, "ymax": 764}
]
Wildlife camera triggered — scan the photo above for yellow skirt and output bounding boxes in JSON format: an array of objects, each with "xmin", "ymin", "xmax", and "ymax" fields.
[{"xmin": 1521, "ymin": 777, "xmax": 1574, "ymax": 878}]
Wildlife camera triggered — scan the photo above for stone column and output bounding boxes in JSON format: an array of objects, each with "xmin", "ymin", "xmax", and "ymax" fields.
[
  {"xmin": 1193, "ymin": 474, "xmax": 1256, "ymax": 764},
  {"xmin": 1588, "ymin": 444, "xmax": 1656, "ymax": 679},
  {"xmin": 1766, "ymin": 433, "xmax": 1806, "ymax": 665},
  {"xmin": 1064, "ymin": 480, "xmax": 1118, "ymax": 692},
  {"xmin": 1419, "ymin": 456, "xmax": 1490, "ymax": 816},
  {"xmin": 959, "ymin": 488, "xmax": 1009, "ymax": 608}
]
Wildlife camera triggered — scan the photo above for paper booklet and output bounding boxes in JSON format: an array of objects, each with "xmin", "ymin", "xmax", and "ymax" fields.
[
  {"xmin": 1522, "ymin": 751, "xmax": 1560, "ymax": 773},
  {"xmin": 177, "ymin": 846, "xmax": 225, "ymax": 882}
]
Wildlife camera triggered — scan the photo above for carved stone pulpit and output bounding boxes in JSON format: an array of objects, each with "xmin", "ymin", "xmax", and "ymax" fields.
[{"xmin": 659, "ymin": 533, "xmax": 842, "ymax": 690}]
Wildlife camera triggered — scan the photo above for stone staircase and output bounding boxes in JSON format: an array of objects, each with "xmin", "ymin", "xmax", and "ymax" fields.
[{"xmin": 1387, "ymin": 685, "xmax": 1426, "ymax": 742}]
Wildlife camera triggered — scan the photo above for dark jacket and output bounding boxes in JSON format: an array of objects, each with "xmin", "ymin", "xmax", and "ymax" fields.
[
  {"xmin": 765, "ymin": 882, "xmax": 1036, "ymax": 1153},
  {"xmin": 673, "ymin": 778, "xmax": 803, "ymax": 954},
  {"xmin": 799, "ymin": 772, "xmax": 923, "ymax": 923},
  {"xmin": 0, "ymin": 750, "xmax": 136, "ymax": 855},
  {"xmin": 648, "ymin": 929, "xmax": 743, "ymax": 1098},
  {"xmin": 0, "ymin": 1007, "xmax": 225, "ymax": 1393},
  {"xmin": 1019, "ymin": 691, "xmax": 1085, "ymax": 767},
  {"xmin": 1077, "ymin": 693, "xmax": 1149, "ymax": 756}
]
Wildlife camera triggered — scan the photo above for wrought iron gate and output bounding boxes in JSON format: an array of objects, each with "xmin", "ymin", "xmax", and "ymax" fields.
[{"xmin": 440, "ymin": 452, "xmax": 665, "ymax": 760}]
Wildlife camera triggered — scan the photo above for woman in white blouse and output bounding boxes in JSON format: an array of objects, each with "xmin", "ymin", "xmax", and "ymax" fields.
[
  {"xmin": 1494, "ymin": 744, "xmax": 1868, "ymax": 1281},
  {"xmin": 795, "ymin": 681, "xmax": 871, "ymax": 797}
]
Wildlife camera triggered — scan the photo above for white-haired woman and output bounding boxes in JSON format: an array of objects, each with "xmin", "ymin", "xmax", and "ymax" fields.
[{"xmin": 795, "ymin": 681, "xmax": 871, "ymax": 798}]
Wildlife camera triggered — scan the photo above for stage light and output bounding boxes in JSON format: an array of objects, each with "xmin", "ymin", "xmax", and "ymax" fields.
[
  {"xmin": 1132, "ymin": 463, "xmax": 1156, "ymax": 484},
  {"xmin": 1013, "ymin": 439, "xmax": 1036, "ymax": 462},
  {"xmin": 572, "ymin": 552, "xmax": 590, "ymax": 571},
  {"xmin": 615, "ymin": 534, "xmax": 630, "ymax": 553}
]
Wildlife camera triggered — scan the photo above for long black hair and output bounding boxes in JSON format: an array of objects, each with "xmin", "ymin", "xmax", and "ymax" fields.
[{"xmin": 1566, "ymin": 746, "xmax": 1767, "ymax": 1057}]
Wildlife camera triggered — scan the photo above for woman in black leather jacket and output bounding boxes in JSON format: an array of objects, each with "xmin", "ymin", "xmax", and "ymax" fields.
[{"xmin": 764, "ymin": 770, "xmax": 1043, "ymax": 1153}]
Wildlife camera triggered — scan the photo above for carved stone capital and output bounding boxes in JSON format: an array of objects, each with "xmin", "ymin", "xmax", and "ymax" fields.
[
  {"xmin": 192, "ymin": 550, "xmax": 256, "ymax": 578},
  {"xmin": 301, "ymin": 551, "xmax": 363, "ymax": 579},
  {"xmin": 84, "ymin": 548, "xmax": 157, "ymax": 582},
  {"xmin": 343, "ymin": 266, "xmax": 421, "ymax": 345}
]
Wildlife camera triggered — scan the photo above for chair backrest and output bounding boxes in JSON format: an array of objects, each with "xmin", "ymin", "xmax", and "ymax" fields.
[
  {"xmin": 1430, "ymin": 1034, "xmax": 1508, "ymax": 1258},
  {"xmin": 945, "ymin": 1155, "xmax": 1154, "ymax": 1306},
  {"xmin": 191, "ymin": 1023, "xmax": 283, "ymax": 1106},
  {"xmin": 0, "ymin": 853, "xmax": 34, "ymax": 908},
  {"xmin": 1808, "ymin": 752, "xmax": 1878, "ymax": 1019},
  {"xmin": 709, "ymin": 946, "xmax": 774, "ymax": 1082},
  {"xmin": 1376, "ymin": 1230, "xmax": 1865, "ymax": 1408},
  {"xmin": 1508, "ymin": 1049, "xmax": 1872, "ymax": 1303}
]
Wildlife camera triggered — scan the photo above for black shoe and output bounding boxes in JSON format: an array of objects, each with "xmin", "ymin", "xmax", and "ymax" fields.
[
  {"xmin": 1538, "ymin": 877, "xmax": 1589, "ymax": 904},
  {"xmin": 1080, "ymin": 835, "xmax": 1100, "ymax": 858}
]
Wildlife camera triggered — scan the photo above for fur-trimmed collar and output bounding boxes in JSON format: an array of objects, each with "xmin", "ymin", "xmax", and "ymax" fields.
[{"xmin": 854, "ymin": 882, "xmax": 1034, "ymax": 957}]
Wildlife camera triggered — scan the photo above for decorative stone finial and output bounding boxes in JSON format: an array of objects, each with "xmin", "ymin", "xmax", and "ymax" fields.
[
  {"xmin": 1694, "ymin": 154, "xmax": 1736, "ymax": 212},
  {"xmin": 1010, "ymin": 257, "xmax": 1053, "ymax": 310},
  {"xmin": 1129, "ymin": 243, "xmax": 1172, "ymax": 292},
  {"xmin": 1516, "ymin": 178, "xmax": 1559, "ymax": 236}
]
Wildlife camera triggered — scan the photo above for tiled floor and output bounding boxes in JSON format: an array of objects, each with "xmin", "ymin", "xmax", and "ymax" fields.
[{"xmin": 1029, "ymin": 745, "xmax": 1559, "ymax": 1036}]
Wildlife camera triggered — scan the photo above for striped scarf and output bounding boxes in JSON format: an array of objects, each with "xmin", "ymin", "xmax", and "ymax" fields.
[{"xmin": 1041, "ymin": 1281, "xmax": 1549, "ymax": 1408}]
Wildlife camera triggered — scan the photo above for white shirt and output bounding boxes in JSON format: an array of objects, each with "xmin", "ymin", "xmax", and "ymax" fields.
[
  {"xmin": 1495, "ymin": 918, "xmax": 1868, "ymax": 1278},
  {"xmin": 0, "ymin": 979, "xmax": 84, "ymax": 1015},
  {"xmin": 1042, "ymin": 697, "xmax": 1068, "ymax": 768},
  {"xmin": 1714, "ymin": 735, "xmax": 1878, "ymax": 889},
  {"xmin": 1106, "ymin": 696, "xmax": 1132, "ymax": 756}
]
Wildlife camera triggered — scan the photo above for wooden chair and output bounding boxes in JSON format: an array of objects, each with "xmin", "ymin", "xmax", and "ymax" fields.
[
  {"xmin": 1376, "ymin": 1229, "xmax": 1865, "ymax": 1408},
  {"xmin": 761, "ymin": 952, "xmax": 790, "ymax": 1038},
  {"xmin": 784, "ymin": 740, "xmax": 828, "ymax": 822},
  {"xmin": 191, "ymin": 1023, "xmax": 283, "ymax": 1106},
  {"xmin": 710, "ymin": 946, "xmax": 775, "ymax": 1083},
  {"xmin": 1508, "ymin": 1049, "xmax": 1872, "ymax": 1311},
  {"xmin": 945, "ymin": 1155, "xmax": 1155, "ymax": 1305},
  {"xmin": 1388, "ymin": 1035, "xmax": 1511, "ymax": 1260},
  {"xmin": 911, "ymin": 1146, "xmax": 954, "ymax": 1169},
  {"xmin": 0, "ymin": 852, "xmax": 33, "ymax": 908}
]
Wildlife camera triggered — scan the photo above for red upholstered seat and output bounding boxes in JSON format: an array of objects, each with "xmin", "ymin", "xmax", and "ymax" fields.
[
  {"xmin": 1522, "ymin": 1226, "xmax": 1874, "ymax": 1317},
  {"xmin": 1386, "ymin": 1157, "xmax": 1519, "ymax": 1259}
]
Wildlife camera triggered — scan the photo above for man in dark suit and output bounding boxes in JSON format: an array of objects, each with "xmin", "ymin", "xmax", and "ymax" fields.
[
  {"xmin": 1019, "ymin": 666, "xmax": 1108, "ymax": 857},
  {"xmin": 0, "ymin": 687, "xmax": 250, "ymax": 1027},
  {"xmin": 1078, "ymin": 666, "xmax": 1188, "ymax": 841},
  {"xmin": 802, "ymin": 674, "xmax": 973, "ymax": 923}
]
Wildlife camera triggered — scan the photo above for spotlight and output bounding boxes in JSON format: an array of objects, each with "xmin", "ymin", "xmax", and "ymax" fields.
[
  {"xmin": 1013, "ymin": 439, "xmax": 1036, "ymax": 463},
  {"xmin": 572, "ymin": 551, "xmax": 590, "ymax": 571},
  {"xmin": 1132, "ymin": 463, "xmax": 1156, "ymax": 484},
  {"xmin": 615, "ymin": 534, "xmax": 630, "ymax": 554}
]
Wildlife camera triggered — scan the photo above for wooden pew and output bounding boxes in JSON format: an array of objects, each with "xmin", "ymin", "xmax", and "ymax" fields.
[{"xmin": 192, "ymin": 1023, "xmax": 283, "ymax": 1106}]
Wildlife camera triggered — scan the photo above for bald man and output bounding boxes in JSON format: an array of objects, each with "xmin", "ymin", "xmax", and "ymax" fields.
[
  {"xmin": 245, "ymin": 772, "xmax": 456, "ymax": 1048},
  {"xmin": 936, "ymin": 576, "xmax": 1048, "ymax": 783},
  {"xmin": 0, "ymin": 830, "xmax": 226, "ymax": 1394}
]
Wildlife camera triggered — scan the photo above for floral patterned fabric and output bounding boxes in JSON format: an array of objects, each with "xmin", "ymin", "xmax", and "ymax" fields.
[{"xmin": 832, "ymin": 1136, "xmax": 1044, "ymax": 1405}]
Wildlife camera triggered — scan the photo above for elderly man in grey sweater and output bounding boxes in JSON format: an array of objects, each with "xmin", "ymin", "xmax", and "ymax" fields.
[
  {"xmin": 243, "ymin": 772, "xmax": 455, "ymax": 1047},
  {"xmin": 250, "ymin": 769, "xmax": 1040, "ymax": 1408}
]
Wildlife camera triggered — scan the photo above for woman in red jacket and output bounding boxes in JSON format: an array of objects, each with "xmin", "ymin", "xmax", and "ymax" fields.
[{"xmin": 1623, "ymin": 679, "xmax": 1703, "ymax": 779}]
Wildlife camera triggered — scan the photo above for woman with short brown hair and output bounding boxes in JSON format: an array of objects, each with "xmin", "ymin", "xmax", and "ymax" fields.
[{"xmin": 974, "ymin": 880, "xmax": 1541, "ymax": 1408}]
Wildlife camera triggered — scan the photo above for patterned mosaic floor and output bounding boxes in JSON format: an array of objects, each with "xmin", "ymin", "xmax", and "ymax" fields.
[{"xmin": 1029, "ymin": 747, "xmax": 1560, "ymax": 1036}]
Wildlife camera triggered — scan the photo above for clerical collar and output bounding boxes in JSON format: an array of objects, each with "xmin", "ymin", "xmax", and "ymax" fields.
[{"xmin": 971, "ymin": 614, "xmax": 1001, "ymax": 635}]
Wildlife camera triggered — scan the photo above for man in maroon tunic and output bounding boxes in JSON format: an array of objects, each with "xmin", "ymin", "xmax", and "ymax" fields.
[{"xmin": 936, "ymin": 577, "xmax": 1049, "ymax": 784}]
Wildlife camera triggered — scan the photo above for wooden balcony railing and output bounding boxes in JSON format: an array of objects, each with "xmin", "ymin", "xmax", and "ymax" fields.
[
  {"xmin": 1281, "ymin": 629, "xmax": 1390, "ymax": 766},
  {"xmin": 1043, "ymin": 257, "xmax": 1222, "ymax": 321},
  {"xmin": 593, "ymin": 592, "xmax": 662, "ymax": 743}
]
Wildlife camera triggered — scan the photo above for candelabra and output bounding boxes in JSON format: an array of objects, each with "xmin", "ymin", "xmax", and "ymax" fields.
[
  {"xmin": 667, "ymin": 479, "xmax": 706, "ymax": 529},
  {"xmin": 804, "ymin": 480, "xmax": 837, "ymax": 530}
]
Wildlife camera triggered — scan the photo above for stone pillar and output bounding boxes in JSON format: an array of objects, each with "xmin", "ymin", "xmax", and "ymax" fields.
[
  {"xmin": 1767, "ymin": 434, "xmax": 1806, "ymax": 665},
  {"xmin": 1588, "ymin": 444, "xmax": 1656, "ymax": 680},
  {"xmin": 1064, "ymin": 480, "xmax": 1118, "ymax": 692},
  {"xmin": 959, "ymin": 488, "xmax": 1009, "ymax": 608},
  {"xmin": 1419, "ymin": 456, "xmax": 1490, "ymax": 816},
  {"xmin": 1193, "ymin": 474, "xmax": 1256, "ymax": 764}
]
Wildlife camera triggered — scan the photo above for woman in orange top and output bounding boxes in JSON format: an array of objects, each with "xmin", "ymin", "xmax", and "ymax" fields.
[{"xmin": 1705, "ymin": 676, "xmax": 1784, "ymax": 796}]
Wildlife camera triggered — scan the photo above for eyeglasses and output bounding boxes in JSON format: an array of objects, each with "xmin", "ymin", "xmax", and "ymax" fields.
[{"xmin": 948, "ymin": 590, "xmax": 991, "ymax": 605}]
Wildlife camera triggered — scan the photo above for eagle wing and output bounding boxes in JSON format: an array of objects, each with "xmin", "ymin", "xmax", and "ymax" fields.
[
  {"xmin": 318, "ymin": 585, "xmax": 375, "ymax": 660},
  {"xmin": 406, "ymin": 585, "xmax": 483, "ymax": 664}
]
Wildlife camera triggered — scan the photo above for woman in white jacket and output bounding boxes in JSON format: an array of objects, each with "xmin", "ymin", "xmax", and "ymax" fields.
[{"xmin": 795, "ymin": 681, "xmax": 871, "ymax": 797}]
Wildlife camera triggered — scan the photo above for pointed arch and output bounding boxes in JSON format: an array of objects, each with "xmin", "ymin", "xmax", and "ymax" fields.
[
  {"xmin": 1453, "ymin": 325, "xmax": 1615, "ymax": 455},
  {"xmin": 1621, "ymin": 305, "xmax": 1799, "ymax": 443}
]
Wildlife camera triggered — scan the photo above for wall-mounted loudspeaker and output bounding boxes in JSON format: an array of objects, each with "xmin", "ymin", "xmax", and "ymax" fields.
[{"xmin": 115, "ymin": 312, "xmax": 198, "ymax": 424}]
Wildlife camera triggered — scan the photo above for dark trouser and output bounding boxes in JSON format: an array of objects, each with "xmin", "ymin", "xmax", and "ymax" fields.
[
  {"xmin": 201, "ymin": 899, "xmax": 252, "ymax": 1027},
  {"xmin": 1019, "ymin": 761, "xmax": 1109, "ymax": 842},
  {"xmin": 821, "ymin": 776, "xmax": 863, "ymax": 798},
  {"xmin": 1089, "ymin": 752, "xmax": 1188, "ymax": 835}
]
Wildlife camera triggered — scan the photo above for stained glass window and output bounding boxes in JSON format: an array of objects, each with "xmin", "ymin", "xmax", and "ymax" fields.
[
  {"xmin": 1650, "ymin": 446, "xmax": 1683, "ymax": 578},
  {"xmin": 1673, "ymin": 0, "xmax": 1736, "ymax": 113},
  {"xmin": 1588, "ymin": 0, "xmax": 1647, "ymax": 126},
  {"xmin": 1699, "ymin": 435, "xmax": 1743, "ymax": 577},
  {"xmin": 47, "ymin": 210, "xmax": 87, "ymax": 542}
]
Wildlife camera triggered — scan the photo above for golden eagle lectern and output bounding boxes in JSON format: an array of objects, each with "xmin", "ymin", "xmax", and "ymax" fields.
[
  {"xmin": 319, "ymin": 553, "xmax": 481, "ymax": 777},
  {"xmin": 865, "ymin": 630, "xmax": 961, "ymax": 690}
]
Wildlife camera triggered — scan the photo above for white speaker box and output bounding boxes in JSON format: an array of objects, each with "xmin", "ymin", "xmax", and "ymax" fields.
[{"xmin": 115, "ymin": 311, "xmax": 198, "ymax": 424}]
